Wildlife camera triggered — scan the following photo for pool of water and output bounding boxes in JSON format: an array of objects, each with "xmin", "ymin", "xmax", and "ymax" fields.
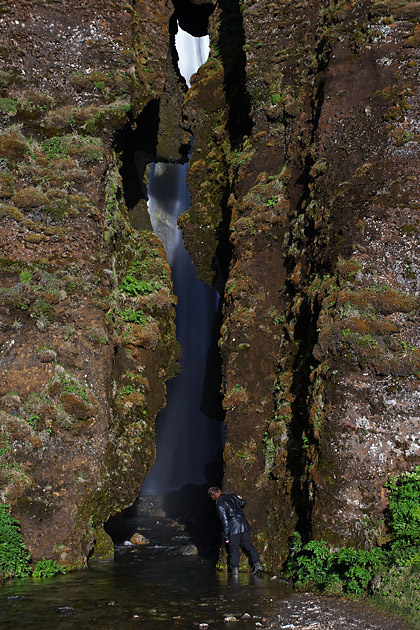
[
  {"xmin": 0, "ymin": 544, "xmax": 290, "ymax": 629},
  {"xmin": 0, "ymin": 499, "xmax": 291, "ymax": 630}
]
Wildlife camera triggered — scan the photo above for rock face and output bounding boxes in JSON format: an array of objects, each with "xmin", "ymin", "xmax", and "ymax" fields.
[
  {"xmin": 0, "ymin": 0, "xmax": 419, "ymax": 573},
  {"xmin": 0, "ymin": 0, "xmax": 179, "ymax": 569},
  {"xmin": 183, "ymin": 0, "xmax": 420, "ymax": 566}
]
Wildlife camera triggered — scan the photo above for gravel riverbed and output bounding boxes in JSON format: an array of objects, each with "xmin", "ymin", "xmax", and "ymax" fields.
[{"xmin": 265, "ymin": 594, "xmax": 413, "ymax": 630}]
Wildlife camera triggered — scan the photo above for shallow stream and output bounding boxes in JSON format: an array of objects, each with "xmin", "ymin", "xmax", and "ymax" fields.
[{"xmin": 0, "ymin": 505, "xmax": 412, "ymax": 630}]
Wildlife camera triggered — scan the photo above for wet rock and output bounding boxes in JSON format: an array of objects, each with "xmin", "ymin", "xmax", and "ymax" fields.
[
  {"xmin": 149, "ymin": 507, "xmax": 166, "ymax": 518},
  {"xmin": 130, "ymin": 533, "xmax": 149, "ymax": 545},
  {"xmin": 224, "ymin": 615, "xmax": 239, "ymax": 622},
  {"xmin": 57, "ymin": 606, "xmax": 74, "ymax": 614},
  {"xmin": 179, "ymin": 543, "xmax": 199, "ymax": 556}
]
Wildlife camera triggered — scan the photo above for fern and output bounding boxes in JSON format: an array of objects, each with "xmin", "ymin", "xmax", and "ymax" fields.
[{"xmin": 0, "ymin": 504, "xmax": 31, "ymax": 579}]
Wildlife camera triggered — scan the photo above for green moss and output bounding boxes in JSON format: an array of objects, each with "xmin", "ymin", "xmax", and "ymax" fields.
[
  {"xmin": 63, "ymin": 325, "xmax": 75, "ymax": 341},
  {"xmin": 118, "ymin": 308, "xmax": 150, "ymax": 325},
  {"xmin": 42, "ymin": 136, "xmax": 65, "ymax": 161},
  {"xmin": 42, "ymin": 135, "xmax": 104, "ymax": 164},
  {"xmin": 0, "ymin": 98, "xmax": 17, "ymax": 115},
  {"xmin": 117, "ymin": 384, "xmax": 138, "ymax": 400},
  {"xmin": 119, "ymin": 276, "xmax": 162, "ymax": 297},
  {"xmin": 89, "ymin": 525, "xmax": 114, "ymax": 560},
  {"xmin": 119, "ymin": 254, "xmax": 166, "ymax": 297},
  {"xmin": 27, "ymin": 414, "xmax": 40, "ymax": 430},
  {"xmin": 19, "ymin": 270, "xmax": 32, "ymax": 283},
  {"xmin": 86, "ymin": 327, "xmax": 108, "ymax": 345},
  {"xmin": 59, "ymin": 373, "xmax": 89, "ymax": 404},
  {"xmin": 23, "ymin": 368, "xmax": 93, "ymax": 430},
  {"xmin": 32, "ymin": 298, "xmax": 55, "ymax": 330}
]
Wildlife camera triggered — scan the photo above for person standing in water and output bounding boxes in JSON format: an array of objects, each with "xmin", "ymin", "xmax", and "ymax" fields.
[{"xmin": 208, "ymin": 486, "xmax": 263, "ymax": 576}]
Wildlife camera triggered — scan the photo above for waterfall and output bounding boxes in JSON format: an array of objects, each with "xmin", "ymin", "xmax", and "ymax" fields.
[
  {"xmin": 141, "ymin": 26, "xmax": 223, "ymax": 494},
  {"xmin": 175, "ymin": 27, "xmax": 210, "ymax": 88}
]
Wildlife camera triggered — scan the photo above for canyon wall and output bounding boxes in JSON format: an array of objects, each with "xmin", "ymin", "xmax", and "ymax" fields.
[
  {"xmin": 0, "ymin": 0, "xmax": 180, "ymax": 568},
  {"xmin": 0, "ymin": 0, "xmax": 419, "ymax": 572},
  {"xmin": 183, "ymin": 0, "xmax": 420, "ymax": 567}
]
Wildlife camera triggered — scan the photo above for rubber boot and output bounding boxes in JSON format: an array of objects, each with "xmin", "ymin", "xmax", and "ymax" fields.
[{"xmin": 251, "ymin": 561, "xmax": 263, "ymax": 575}]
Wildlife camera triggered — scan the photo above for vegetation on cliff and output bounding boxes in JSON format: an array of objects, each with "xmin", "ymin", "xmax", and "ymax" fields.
[{"xmin": 177, "ymin": 16, "xmax": 420, "ymax": 630}]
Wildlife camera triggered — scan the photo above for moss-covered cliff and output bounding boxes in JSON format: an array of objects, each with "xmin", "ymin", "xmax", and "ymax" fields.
[{"xmin": 0, "ymin": 0, "xmax": 180, "ymax": 571}]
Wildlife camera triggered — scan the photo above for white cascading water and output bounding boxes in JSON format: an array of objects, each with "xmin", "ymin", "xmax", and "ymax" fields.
[
  {"xmin": 142, "ymin": 26, "xmax": 223, "ymax": 493},
  {"xmin": 175, "ymin": 26, "xmax": 210, "ymax": 88}
]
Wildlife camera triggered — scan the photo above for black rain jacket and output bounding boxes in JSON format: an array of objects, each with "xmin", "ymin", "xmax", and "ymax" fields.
[{"xmin": 216, "ymin": 493, "xmax": 251, "ymax": 540}]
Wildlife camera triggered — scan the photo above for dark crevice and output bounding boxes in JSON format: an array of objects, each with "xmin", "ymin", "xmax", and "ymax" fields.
[
  {"xmin": 108, "ymin": 7, "xmax": 228, "ymax": 552},
  {"xmin": 283, "ymin": 33, "xmax": 334, "ymax": 544},
  {"xmin": 213, "ymin": 178, "xmax": 233, "ymax": 292},
  {"xmin": 286, "ymin": 297, "xmax": 320, "ymax": 543},
  {"xmin": 218, "ymin": 0, "xmax": 253, "ymax": 148},
  {"xmin": 115, "ymin": 99, "xmax": 160, "ymax": 211},
  {"xmin": 172, "ymin": 0, "xmax": 214, "ymax": 37},
  {"xmin": 201, "ymin": 300, "xmax": 225, "ymax": 421}
]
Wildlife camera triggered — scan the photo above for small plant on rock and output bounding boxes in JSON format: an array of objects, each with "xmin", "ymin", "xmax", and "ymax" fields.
[{"xmin": 32, "ymin": 558, "xmax": 66, "ymax": 578}]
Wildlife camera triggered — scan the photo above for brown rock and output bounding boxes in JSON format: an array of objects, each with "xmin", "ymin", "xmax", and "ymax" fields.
[
  {"xmin": 60, "ymin": 392, "xmax": 91, "ymax": 420},
  {"xmin": 130, "ymin": 533, "xmax": 149, "ymax": 545},
  {"xmin": 129, "ymin": 323, "xmax": 159, "ymax": 350},
  {"xmin": 38, "ymin": 349, "xmax": 57, "ymax": 363}
]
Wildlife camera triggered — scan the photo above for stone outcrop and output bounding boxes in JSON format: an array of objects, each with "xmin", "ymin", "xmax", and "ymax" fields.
[{"xmin": 1, "ymin": 0, "xmax": 419, "ymax": 574}]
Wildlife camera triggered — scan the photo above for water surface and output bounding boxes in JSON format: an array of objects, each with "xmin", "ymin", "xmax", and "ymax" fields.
[{"xmin": 0, "ymin": 510, "xmax": 412, "ymax": 630}]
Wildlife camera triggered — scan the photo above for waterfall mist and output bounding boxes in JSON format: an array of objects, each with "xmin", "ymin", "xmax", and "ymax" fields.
[{"xmin": 141, "ymin": 26, "xmax": 224, "ymax": 495}]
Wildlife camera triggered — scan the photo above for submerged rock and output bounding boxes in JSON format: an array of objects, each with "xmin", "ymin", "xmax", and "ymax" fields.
[
  {"xmin": 130, "ymin": 533, "xmax": 149, "ymax": 545},
  {"xmin": 179, "ymin": 543, "xmax": 199, "ymax": 556}
]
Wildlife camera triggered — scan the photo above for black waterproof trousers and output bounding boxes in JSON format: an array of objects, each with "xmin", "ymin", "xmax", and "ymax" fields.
[{"xmin": 228, "ymin": 531, "xmax": 260, "ymax": 569}]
